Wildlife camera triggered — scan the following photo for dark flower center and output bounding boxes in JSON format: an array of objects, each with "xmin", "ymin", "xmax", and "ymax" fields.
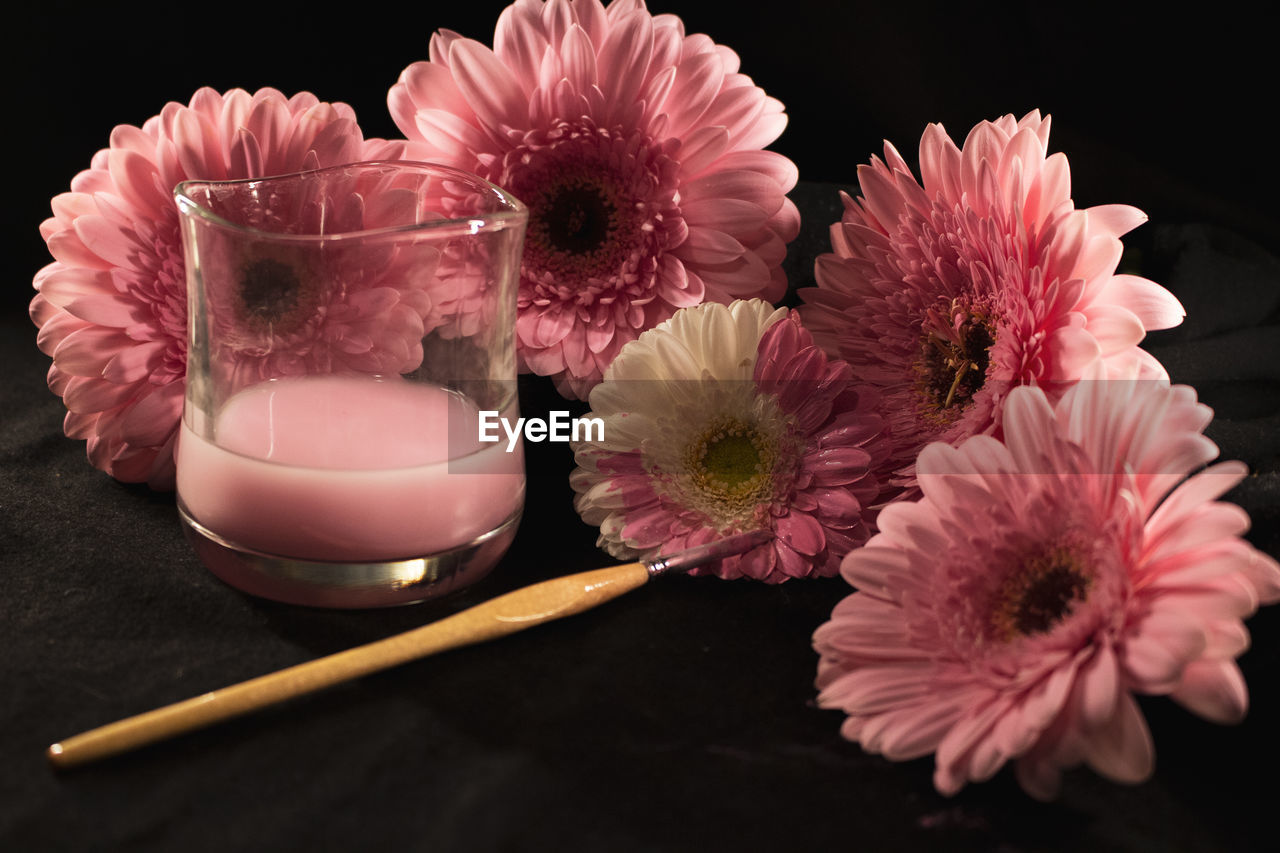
[
  {"xmin": 501, "ymin": 120, "xmax": 682, "ymax": 296},
  {"xmin": 541, "ymin": 182, "xmax": 616, "ymax": 256},
  {"xmin": 238, "ymin": 258, "xmax": 302, "ymax": 329},
  {"xmin": 991, "ymin": 548, "xmax": 1091, "ymax": 640},
  {"xmin": 917, "ymin": 312, "xmax": 994, "ymax": 414},
  {"xmin": 523, "ymin": 171, "xmax": 634, "ymax": 281}
]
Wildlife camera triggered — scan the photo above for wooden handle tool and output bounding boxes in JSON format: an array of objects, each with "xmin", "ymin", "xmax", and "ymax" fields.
[{"xmin": 47, "ymin": 530, "xmax": 772, "ymax": 769}]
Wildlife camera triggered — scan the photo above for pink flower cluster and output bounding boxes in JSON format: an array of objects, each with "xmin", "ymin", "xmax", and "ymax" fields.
[
  {"xmin": 26, "ymin": 0, "xmax": 1276, "ymax": 804},
  {"xmin": 803, "ymin": 112, "xmax": 1278, "ymax": 799},
  {"xmin": 32, "ymin": 0, "xmax": 799, "ymax": 484}
]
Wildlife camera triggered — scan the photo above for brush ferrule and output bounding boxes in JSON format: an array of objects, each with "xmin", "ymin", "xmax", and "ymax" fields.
[{"xmin": 642, "ymin": 530, "xmax": 773, "ymax": 578}]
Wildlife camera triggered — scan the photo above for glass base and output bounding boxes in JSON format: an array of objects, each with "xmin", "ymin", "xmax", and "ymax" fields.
[{"xmin": 178, "ymin": 503, "xmax": 522, "ymax": 608}]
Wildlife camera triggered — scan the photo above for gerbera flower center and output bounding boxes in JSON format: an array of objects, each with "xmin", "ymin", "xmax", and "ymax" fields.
[
  {"xmin": 699, "ymin": 430, "xmax": 767, "ymax": 491},
  {"xmin": 916, "ymin": 304, "xmax": 995, "ymax": 417},
  {"xmin": 676, "ymin": 414, "xmax": 783, "ymax": 522},
  {"xmin": 521, "ymin": 166, "xmax": 640, "ymax": 283},
  {"xmin": 502, "ymin": 120, "xmax": 681, "ymax": 301},
  {"xmin": 990, "ymin": 547, "xmax": 1092, "ymax": 641},
  {"xmin": 235, "ymin": 257, "xmax": 315, "ymax": 336},
  {"xmin": 540, "ymin": 178, "xmax": 617, "ymax": 256}
]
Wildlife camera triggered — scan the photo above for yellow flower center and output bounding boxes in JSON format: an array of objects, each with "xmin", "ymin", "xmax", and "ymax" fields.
[{"xmin": 682, "ymin": 416, "xmax": 778, "ymax": 519}]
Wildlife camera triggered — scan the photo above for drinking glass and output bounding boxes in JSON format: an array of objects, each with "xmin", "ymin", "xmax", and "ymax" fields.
[{"xmin": 174, "ymin": 161, "xmax": 528, "ymax": 607}]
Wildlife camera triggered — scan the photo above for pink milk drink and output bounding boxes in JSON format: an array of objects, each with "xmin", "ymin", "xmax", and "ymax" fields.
[{"xmin": 174, "ymin": 161, "xmax": 528, "ymax": 607}]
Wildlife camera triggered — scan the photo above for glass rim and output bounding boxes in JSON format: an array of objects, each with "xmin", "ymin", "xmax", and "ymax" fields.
[{"xmin": 173, "ymin": 159, "xmax": 528, "ymax": 242}]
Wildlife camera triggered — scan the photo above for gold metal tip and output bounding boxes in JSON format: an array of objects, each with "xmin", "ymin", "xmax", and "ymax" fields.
[{"xmin": 46, "ymin": 742, "xmax": 65, "ymax": 766}]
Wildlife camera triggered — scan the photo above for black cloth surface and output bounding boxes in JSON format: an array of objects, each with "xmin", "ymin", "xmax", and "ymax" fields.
[{"xmin": 2, "ymin": 180, "xmax": 1279, "ymax": 851}]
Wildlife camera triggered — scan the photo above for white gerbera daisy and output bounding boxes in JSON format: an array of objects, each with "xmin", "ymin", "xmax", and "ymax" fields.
[{"xmin": 570, "ymin": 299, "xmax": 888, "ymax": 582}]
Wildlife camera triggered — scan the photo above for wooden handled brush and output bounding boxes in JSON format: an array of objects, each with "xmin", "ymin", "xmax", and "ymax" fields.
[{"xmin": 47, "ymin": 530, "xmax": 772, "ymax": 769}]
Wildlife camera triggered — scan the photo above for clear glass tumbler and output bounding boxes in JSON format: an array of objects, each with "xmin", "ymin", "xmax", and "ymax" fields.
[{"xmin": 174, "ymin": 161, "xmax": 528, "ymax": 607}]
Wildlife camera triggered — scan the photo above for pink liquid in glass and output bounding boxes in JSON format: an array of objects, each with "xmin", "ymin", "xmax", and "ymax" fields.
[{"xmin": 176, "ymin": 375, "xmax": 524, "ymax": 562}]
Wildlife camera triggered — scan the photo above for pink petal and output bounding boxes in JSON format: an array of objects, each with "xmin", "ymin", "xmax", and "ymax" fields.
[
  {"xmin": 1170, "ymin": 659, "xmax": 1248, "ymax": 724},
  {"xmin": 1082, "ymin": 304, "xmax": 1145, "ymax": 356},
  {"xmin": 35, "ymin": 310, "xmax": 86, "ymax": 357},
  {"xmin": 169, "ymin": 103, "xmax": 224, "ymax": 182},
  {"xmin": 229, "ymin": 127, "xmax": 264, "ymax": 178},
  {"xmin": 682, "ymin": 196, "xmax": 769, "ymax": 233},
  {"xmin": 870, "ymin": 698, "xmax": 967, "ymax": 761},
  {"xmin": 106, "ymin": 148, "xmax": 169, "ymax": 220},
  {"xmin": 916, "ymin": 436, "xmax": 1015, "ymax": 478},
  {"xmin": 596, "ymin": 7, "xmax": 654, "ymax": 109},
  {"xmin": 673, "ymin": 227, "xmax": 745, "ymax": 265},
  {"xmin": 412, "ymin": 108, "xmax": 492, "ymax": 158},
  {"xmin": 1076, "ymin": 234, "xmax": 1124, "ymax": 301},
  {"xmin": 62, "ymin": 376, "xmax": 135, "ymax": 415},
  {"xmin": 802, "ymin": 445, "xmax": 872, "ymax": 486},
  {"xmin": 663, "ymin": 51, "xmax": 723, "ymax": 136},
  {"xmin": 856, "ymin": 161, "xmax": 908, "ymax": 232},
  {"xmin": 492, "ymin": 6, "xmax": 547, "ymax": 96},
  {"xmin": 1099, "ymin": 274, "xmax": 1185, "ymax": 331},
  {"xmin": 674, "ymin": 126, "xmax": 730, "ymax": 177},
  {"xmin": 1081, "ymin": 693, "xmax": 1154, "ymax": 785},
  {"xmin": 448, "ymin": 39, "xmax": 529, "ymax": 134},
  {"xmin": 819, "ymin": 664, "xmax": 936, "ymax": 715},
  {"xmin": 681, "ymin": 169, "xmax": 784, "ymax": 211},
  {"xmin": 1030, "ymin": 152, "xmax": 1072, "ymax": 227},
  {"xmin": 1086, "ymin": 204, "xmax": 1147, "ymax": 238},
  {"xmin": 839, "ymin": 544, "xmax": 913, "ymax": 600},
  {"xmin": 102, "ymin": 339, "xmax": 169, "ymax": 383},
  {"xmin": 918, "ymin": 122, "xmax": 962, "ymax": 202},
  {"xmin": 557, "ymin": 24, "xmax": 598, "ymax": 92},
  {"xmin": 812, "ymin": 487, "xmax": 863, "ymax": 526},
  {"xmin": 713, "ymin": 150, "xmax": 799, "ymax": 192},
  {"xmin": 1076, "ymin": 643, "xmax": 1119, "ymax": 729},
  {"xmin": 934, "ymin": 697, "xmax": 1007, "ymax": 794},
  {"xmin": 52, "ymin": 326, "xmax": 129, "ymax": 376},
  {"xmin": 1145, "ymin": 503, "xmax": 1252, "ymax": 562},
  {"xmin": 998, "ymin": 386, "xmax": 1059, "ymax": 472},
  {"xmin": 120, "ymin": 381, "xmax": 183, "ymax": 447},
  {"xmin": 1043, "ymin": 325, "xmax": 1102, "ymax": 379},
  {"xmin": 775, "ymin": 511, "xmax": 825, "ymax": 556},
  {"xmin": 46, "ymin": 231, "xmax": 111, "ymax": 270},
  {"xmin": 1122, "ymin": 608, "xmax": 1208, "ymax": 692},
  {"xmin": 698, "ymin": 85, "xmax": 766, "ymax": 144}
]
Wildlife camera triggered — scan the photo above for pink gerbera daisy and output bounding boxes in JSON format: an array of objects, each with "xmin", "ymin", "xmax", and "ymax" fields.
[
  {"xmin": 182, "ymin": 162, "xmax": 464, "ymax": 393},
  {"xmin": 813, "ymin": 375, "xmax": 1280, "ymax": 799},
  {"xmin": 31, "ymin": 87, "xmax": 412, "ymax": 489},
  {"xmin": 799, "ymin": 111, "xmax": 1185, "ymax": 489},
  {"xmin": 388, "ymin": 0, "xmax": 800, "ymax": 399},
  {"xmin": 571, "ymin": 300, "xmax": 886, "ymax": 582}
]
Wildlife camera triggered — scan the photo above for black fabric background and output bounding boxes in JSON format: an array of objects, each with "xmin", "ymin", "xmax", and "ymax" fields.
[{"xmin": 4, "ymin": 2, "xmax": 1279, "ymax": 850}]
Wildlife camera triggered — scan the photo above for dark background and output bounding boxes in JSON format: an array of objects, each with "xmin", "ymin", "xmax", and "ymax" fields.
[
  {"xmin": 6, "ymin": 0, "xmax": 1279, "ymax": 307},
  {"xmin": 4, "ymin": 1, "xmax": 1279, "ymax": 850}
]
